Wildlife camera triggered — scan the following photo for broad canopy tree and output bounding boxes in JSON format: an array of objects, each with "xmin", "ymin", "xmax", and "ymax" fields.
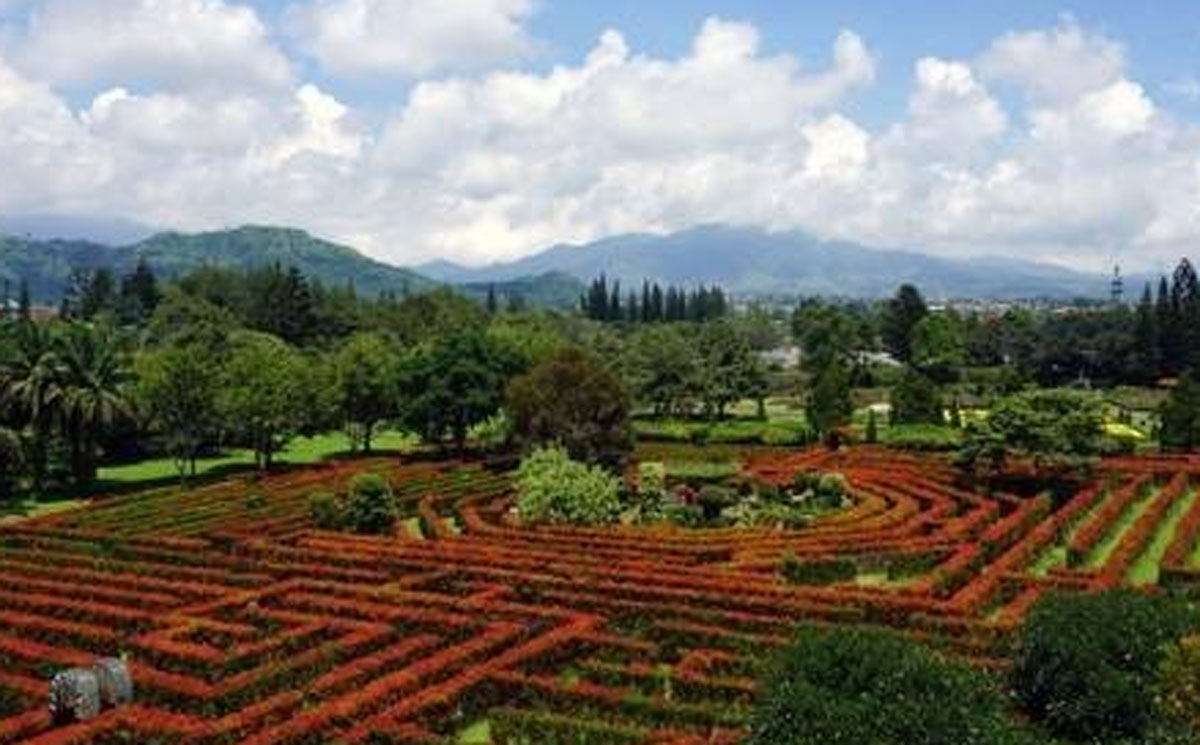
[{"xmin": 506, "ymin": 346, "xmax": 633, "ymax": 467}]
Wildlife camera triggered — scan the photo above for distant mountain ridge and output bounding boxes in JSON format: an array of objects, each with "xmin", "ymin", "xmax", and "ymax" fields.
[
  {"xmin": 420, "ymin": 225, "xmax": 1115, "ymax": 300},
  {"xmin": 0, "ymin": 225, "xmax": 436, "ymax": 302},
  {"xmin": 0, "ymin": 225, "xmax": 587, "ymax": 307}
]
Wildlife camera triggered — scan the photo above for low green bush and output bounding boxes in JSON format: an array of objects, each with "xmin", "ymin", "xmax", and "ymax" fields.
[
  {"xmin": 749, "ymin": 626, "xmax": 1042, "ymax": 745},
  {"xmin": 308, "ymin": 490, "xmax": 344, "ymax": 530},
  {"xmin": 346, "ymin": 472, "xmax": 397, "ymax": 535},
  {"xmin": 515, "ymin": 446, "xmax": 622, "ymax": 525},
  {"xmin": 1011, "ymin": 589, "xmax": 1200, "ymax": 743},
  {"xmin": 779, "ymin": 555, "xmax": 857, "ymax": 585},
  {"xmin": 881, "ymin": 423, "xmax": 962, "ymax": 451}
]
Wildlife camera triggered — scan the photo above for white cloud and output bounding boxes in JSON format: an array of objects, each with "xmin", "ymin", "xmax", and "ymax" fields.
[
  {"xmin": 2, "ymin": 11, "xmax": 1200, "ymax": 274},
  {"xmin": 287, "ymin": 0, "xmax": 534, "ymax": 77},
  {"xmin": 4, "ymin": 0, "xmax": 292, "ymax": 90},
  {"xmin": 978, "ymin": 19, "xmax": 1126, "ymax": 104}
]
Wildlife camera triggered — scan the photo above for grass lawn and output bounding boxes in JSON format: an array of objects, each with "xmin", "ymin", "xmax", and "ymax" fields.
[
  {"xmin": 0, "ymin": 497, "xmax": 89, "ymax": 524},
  {"xmin": 1083, "ymin": 487, "xmax": 1157, "ymax": 570},
  {"xmin": 1129, "ymin": 488, "xmax": 1197, "ymax": 585},
  {"xmin": 100, "ymin": 430, "xmax": 418, "ymax": 485},
  {"xmin": 456, "ymin": 720, "xmax": 491, "ymax": 744}
]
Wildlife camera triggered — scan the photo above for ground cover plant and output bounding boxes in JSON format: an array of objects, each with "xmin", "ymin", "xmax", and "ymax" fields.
[{"xmin": 0, "ymin": 443, "xmax": 1197, "ymax": 742}]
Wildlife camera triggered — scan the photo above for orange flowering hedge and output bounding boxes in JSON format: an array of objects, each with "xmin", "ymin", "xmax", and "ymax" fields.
[{"xmin": 0, "ymin": 448, "xmax": 1197, "ymax": 743}]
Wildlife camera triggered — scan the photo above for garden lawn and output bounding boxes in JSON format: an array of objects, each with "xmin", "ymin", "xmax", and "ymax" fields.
[
  {"xmin": 1083, "ymin": 486, "xmax": 1158, "ymax": 570},
  {"xmin": 1129, "ymin": 487, "xmax": 1197, "ymax": 585},
  {"xmin": 99, "ymin": 431, "xmax": 418, "ymax": 485}
]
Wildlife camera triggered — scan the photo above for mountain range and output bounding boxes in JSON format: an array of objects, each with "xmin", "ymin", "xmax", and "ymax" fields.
[
  {"xmin": 0, "ymin": 220, "xmax": 1124, "ymax": 306},
  {"xmin": 419, "ymin": 225, "xmax": 1117, "ymax": 300}
]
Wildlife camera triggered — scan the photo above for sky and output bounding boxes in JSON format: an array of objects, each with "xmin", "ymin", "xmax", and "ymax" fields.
[{"xmin": 1, "ymin": 1, "xmax": 1200, "ymax": 272}]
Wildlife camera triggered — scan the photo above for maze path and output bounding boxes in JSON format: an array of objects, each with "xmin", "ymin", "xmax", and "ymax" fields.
[{"xmin": 1, "ymin": 449, "xmax": 1199, "ymax": 743}]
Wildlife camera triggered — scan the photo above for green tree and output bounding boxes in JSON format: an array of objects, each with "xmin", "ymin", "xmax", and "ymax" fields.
[
  {"xmin": 749, "ymin": 626, "xmax": 1040, "ymax": 745},
  {"xmin": 117, "ymin": 257, "xmax": 161, "ymax": 325},
  {"xmin": 622, "ymin": 325, "xmax": 699, "ymax": 417},
  {"xmin": 0, "ymin": 322, "xmax": 61, "ymax": 493},
  {"xmin": 332, "ymin": 332, "xmax": 401, "ymax": 453},
  {"xmin": 958, "ymin": 389, "xmax": 1105, "ymax": 478},
  {"xmin": 696, "ymin": 320, "xmax": 766, "ymax": 419},
  {"xmin": 217, "ymin": 332, "xmax": 312, "ymax": 469},
  {"xmin": 806, "ymin": 359, "xmax": 852, "ymax": 445},
  {"xmin": 1012, "ymin": 590, "xmax": 1200, "ymax": 744},
  {"xmin": 880, "ymin": 284, "xmax": 928, "ymax": 363},
  {"xmin": 891, "ymin": 367, "xmax": 942, "ymax": 425},
  {"xmin": 398, "ymin": 331, "xmax": 513, "ymax": 454},
  {"xmin": 506, "ymin": 346, "xmax": 632, "ymax": 467},
  {"xmin": 135, "ymin": 343, "xmax": 220, "ymax": 480},
  {"xmin": 514, "ymin": 446, "xmax": 622, "ymax": 525},
  {"xmin": 1160, "ymin": 371, "xmax": 1200, "ymax": 451},
  {"xmin": 55, "ymin": 324, "xmax": 134, "ymax": 484},
  {"xmin": 910, "ymin": 311, "xmax": 966, "ymax": 381}
]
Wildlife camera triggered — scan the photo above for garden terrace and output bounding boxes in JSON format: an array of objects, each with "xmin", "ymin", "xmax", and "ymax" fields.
[{"xmin": 2, "ymin": 447, "xmax": 1200, "ymax": 743}]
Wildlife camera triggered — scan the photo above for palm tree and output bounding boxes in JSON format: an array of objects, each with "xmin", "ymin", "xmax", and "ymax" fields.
[
  {"xmin": 55, "ymin": 324, "xmax": 134, "ymax": 484},
  {"xmin": 0, "ymin": 322, "xmax": 62, "ymax": 494}
]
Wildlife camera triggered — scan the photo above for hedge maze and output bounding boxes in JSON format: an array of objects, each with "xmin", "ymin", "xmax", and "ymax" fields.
[{"xmin": 2, "ymin": 448, "xmax": 1200, "ymax": 744}]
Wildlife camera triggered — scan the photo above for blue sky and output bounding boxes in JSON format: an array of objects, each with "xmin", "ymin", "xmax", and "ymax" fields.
[{"xmin": 1, "ymin": 0, "xmax": 1199, "ymax": 270}]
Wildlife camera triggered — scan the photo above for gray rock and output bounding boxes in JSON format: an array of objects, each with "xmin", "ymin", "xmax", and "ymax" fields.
[
  {"xmin": 92, "ymin": 658, "xmax": 133, "ymax": 707},
  {"xmin": 49, "ymin": 668, "xmax": 100, "ymax": 724}
]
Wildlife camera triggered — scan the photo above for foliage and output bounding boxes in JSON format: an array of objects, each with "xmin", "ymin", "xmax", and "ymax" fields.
[
  {"xmin": 1011, "ymin": 589, "xmax": 1200, "ymax": 743},
  {"xmin": 346, "ymin": 473, "xmax": 397, "ymax": 535},
  {"xmin": 881, "ymin": 423, "xmax": 962, "ymax": 451},
  {"xmin": 957, "ymin": 389, "xmax": 1105, "ymax": 477},
  {"xmin": 1160, "ymin": 371, "xmax": 1200, "ymax": 451},
  {"xmin": 506, "ymin": 346, "xmax": 632, "ymax": 466},
  {"xmin": 911, "ymin": 311, "xmax": 966, "ymax": 380},
  {"xmin": 779, "ymin": 555, "xmax": 857, "ymax": 585},
  {"xmin": 332, "ymin": 332, "xmax": 401, "ymax": 453},
  {"xmin": 1157, "ymin": 633, "xmax": 1200, "ymax": 737},
  {"xmin": 514, "ymin": 446, "xmax": 622, "ymax": 526},
  {"xmin": 749, "ymin": 626, "xmax": 1040, "ymax": 745},
  {"xmin": 880, "ymin": 284, "xmax": 928, "ymax": 363},
  {"xmin": 891, "ymin": 367, "xmax": 943, "ymax": 425},
  {"xmin": 135, "ymin": 343, "xmax": 220, "ymax": 479},
  {"xmin": 806, "ymin": 359, "xmax": 852, "ymax": 442},
  {"xmin": 398, "ymin": 331, "xmax": 516, "ymax": 454},
  {"xmin": 217, "ymin": 332, "xmax": 315, "ymax": 469},
  {"xmin": 308, "ymin": 491, "xmax": 345, "ymax": 530}
]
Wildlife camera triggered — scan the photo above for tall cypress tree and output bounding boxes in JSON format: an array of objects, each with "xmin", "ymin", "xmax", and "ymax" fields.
[
  {"xmin": 1157, "ymin": 275, "xmax": 1175, "ymax": 374},
  {"xmin": 1134, "ymin": 282, "xmax": 1160, "ymax": 382}
]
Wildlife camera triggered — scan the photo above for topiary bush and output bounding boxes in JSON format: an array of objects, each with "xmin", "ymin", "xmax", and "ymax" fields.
[
  {"xmin": 515, "ymin": 446, "xmax": 622, "ymax": 526},
  {"xmin": 346, "ymin": 473, "xmax": 397, "ymax": 535},
  {"xmin": 1011, "ymin": 589, "xmax": 1200, "ymax": 743},
  {"xmin": 748, "ymin": 626, "xmax": 1042, "ymax": 745},
  {"xmin": 308, "ymin": 490, "xmax": 346, "ymax": 530}
]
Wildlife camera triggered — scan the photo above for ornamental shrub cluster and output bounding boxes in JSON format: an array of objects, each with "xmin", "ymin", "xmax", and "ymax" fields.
[
  {"xmin": 748, "ymin": 626, "xmax": 1041, "ymax": 745},
  {"xmin": 306, "ymin": 472, "xmax": 397, "ymax": 535},
  {"xmin": 514, "ymin": 446, "xmax": 622, "ymax": 526},
  {"xmin": 1011, "ymin": 589, "xmax": 1200, "ymax": 743}
]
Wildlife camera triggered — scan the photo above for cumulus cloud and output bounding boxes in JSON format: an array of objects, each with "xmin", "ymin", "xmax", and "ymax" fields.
[
  {"xmin": 3, "ymin": 0, "xmax": 292, "ymax": 90},
  {"xmin": 1, "ymin": 9, "xmax": 1199, "ymax": 273},
  {"xmin": 287, "ymin": 0, "xmax": 534, "ymax": 77}
]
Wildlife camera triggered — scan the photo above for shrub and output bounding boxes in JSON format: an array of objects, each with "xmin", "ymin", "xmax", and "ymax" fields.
[
  {"xmin": 779, "ymin": 555, "xmax": 856, "ymax": 585},
  {"xmin": 696, "ymin": 485, "xmax": 736, "ymax": 521},
  {"xmin": 882, "ymin": 423, "xmax": 962, "ymax": 451},
  {"xmin": 515, "ymin": 446, "xmax": 622, "ymax": 526},
  {"xmin": 1011, "ymin": 589, "xmax": 1200, "ymax": 743},
  {"xmin": 1157, "ymin": 633, "xmax": 1200, "ymax": 741},
  {"xmin": 308, "ymin": 491, "xmax": 345, "ymax": 530},
  {"xmin": 749, "ymin": 626, "xmax": 1041, "ymax": 745},
  {"xmin": 346, "ymin": 473, "xmax": 397, "ymax": 535}
]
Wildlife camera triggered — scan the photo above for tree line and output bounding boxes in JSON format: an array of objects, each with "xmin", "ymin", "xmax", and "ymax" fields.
[{"xmin": 581, "ymin": 275, "xmax": 729, "ymax": 323}]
